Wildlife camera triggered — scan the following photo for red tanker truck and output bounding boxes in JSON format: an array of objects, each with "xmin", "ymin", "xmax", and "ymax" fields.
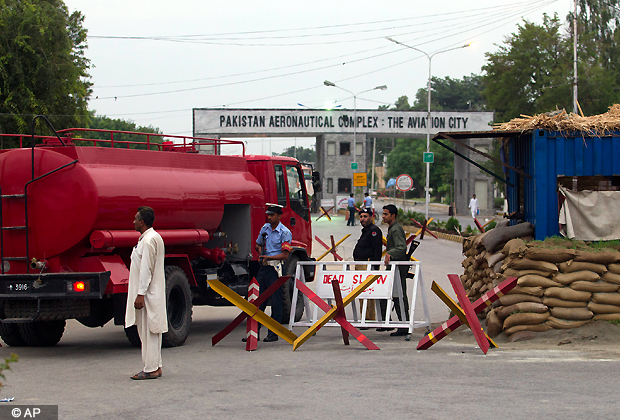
[{"xmin": 0, "ymin": 124, "xmax": 318, "ymax": 347}]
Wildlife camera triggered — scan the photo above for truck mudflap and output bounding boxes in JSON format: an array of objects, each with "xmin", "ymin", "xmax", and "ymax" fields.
[{"xmin": 0, "ymin": 271, "xmax": 110, "ymax": 300}]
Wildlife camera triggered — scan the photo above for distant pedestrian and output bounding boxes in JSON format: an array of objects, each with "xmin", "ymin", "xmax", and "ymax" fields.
[
  {"xmin": 469, "ymin": 194, "xmax": 479, "ymax": 219},
  {"xmin": 127, "ymin": 206, "xmax": 167, "ymax": 380},
  {"xmin": 347, "ymin": 193, "xmax": 356, "ymax": 226},
  {"xmin": 363, "ymin": 192, "xmax": 372, "ymax": 210}
]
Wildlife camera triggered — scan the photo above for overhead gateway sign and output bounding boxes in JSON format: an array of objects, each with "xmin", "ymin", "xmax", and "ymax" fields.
[{"xmin": 194, "ymin": 108, "xmax": 494, "ymax": 137}]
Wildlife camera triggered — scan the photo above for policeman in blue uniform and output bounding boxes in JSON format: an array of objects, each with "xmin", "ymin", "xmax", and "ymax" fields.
[{"xmin": 253, "ymin": 204, "xmax": 292, "ymax": 342}]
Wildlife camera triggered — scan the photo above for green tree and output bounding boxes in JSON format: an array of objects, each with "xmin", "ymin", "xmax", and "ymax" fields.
[
  {"xmin": 483, "ymin": 13, "xmax": 620, "ymax": 121},
  {"xmin": 280, "ymin": 145, "xmax": 316, "ymax": 162},
  {"xmin": 385, "ymin": 138, "xmax": 453, "ymax": 201},
  {"xmin": 78, "ymin": 113, "xmax": 163, "ymax": 149},
  {"xmin": 413, "ymin": 74, "xmax": 486, "ymax": 111},
  {"xmin": 0, "ymin": 0, "xmax": 92, "ymax": 138}
]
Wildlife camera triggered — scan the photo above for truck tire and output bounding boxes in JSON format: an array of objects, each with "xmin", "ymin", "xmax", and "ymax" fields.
[
  {"xmin": 124, "ymin": 325, "xmax": 141, "ymax": 348},
  {"xmin": 18, "ymin": 320, "xmax": 66, "ymax": 347},
  {"xmin": 0, "ymin": 322, "xmax": 26, "ymax": 347},
  {"xmin": 282, "ymin": 255, "xmax": 304, "ymax": 323},
  {"xmin": 162, "ymin": 266, "xmax": 192, "ymax": 348}
]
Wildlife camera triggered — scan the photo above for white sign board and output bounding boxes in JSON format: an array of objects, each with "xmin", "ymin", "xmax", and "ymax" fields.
[
  {"xmin": 194, "ymin": 108, "xmax": 494, "ymax": 137},
  {"xmin": 336, "ymin": 196, "xmax": 349, "ymax": 210},
  {"xmin": 396, "ymin": 174, "xmax": 413, "ymax": 192},
  {"xmin": 315, "ymin": 268, "xmax": 394, "ymax": 299}
]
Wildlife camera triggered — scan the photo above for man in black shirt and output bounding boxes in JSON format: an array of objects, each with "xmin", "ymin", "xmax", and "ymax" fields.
[{"xmin": 352, "ymin": 208, "xmax": 383, "ymax": 321}]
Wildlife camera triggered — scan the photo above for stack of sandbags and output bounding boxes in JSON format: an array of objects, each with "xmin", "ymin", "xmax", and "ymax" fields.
[
  {"xmin": 460, "ymin": 223, "xmax": 534, "ymax": 320},
  {"xmin": 481, "ymin": 243, "xmax": 620, "ymax": 339}
]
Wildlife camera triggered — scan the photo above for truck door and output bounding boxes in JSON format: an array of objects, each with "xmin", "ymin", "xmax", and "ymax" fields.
[{"xmin": 274, "ymin": 163, "xmax": 312, "ymax": 251}]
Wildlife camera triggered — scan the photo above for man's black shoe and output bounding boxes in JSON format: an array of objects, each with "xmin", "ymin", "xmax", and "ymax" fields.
[
  {"xmin": 242, "ymin": 334, "xmax": 259, "ymax": 342},
  {"xmin": 263, "ymin": 335, "xmax": 278, "ymax": 342},
  {"xmin": 376, "ymin": 328, "xmax": 394, "ymax": 332},
  {"xmin": 390, "ymin": 329, "xmax": 408, "ymax": 336}
]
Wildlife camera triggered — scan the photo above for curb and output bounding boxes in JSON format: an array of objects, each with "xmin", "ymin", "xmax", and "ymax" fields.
[{"xmin": 429, "ymin": 230, "xmax": 464, "ymax": 244}]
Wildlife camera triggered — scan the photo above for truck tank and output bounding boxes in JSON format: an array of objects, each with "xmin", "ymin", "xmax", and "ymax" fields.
[{"xmin": 0, "ymin": 145, "xmax": 265, "ymax": 273}]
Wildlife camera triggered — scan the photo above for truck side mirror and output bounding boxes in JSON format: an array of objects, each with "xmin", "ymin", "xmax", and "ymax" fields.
[{"xmin": 311, "ymin": 171, "xmax": 322, "ymax": 193}]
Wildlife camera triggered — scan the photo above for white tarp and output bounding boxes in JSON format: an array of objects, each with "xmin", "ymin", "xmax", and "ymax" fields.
[{"xmin": 559, "ymin": 186, "xmax": 620, "ymax": 241}]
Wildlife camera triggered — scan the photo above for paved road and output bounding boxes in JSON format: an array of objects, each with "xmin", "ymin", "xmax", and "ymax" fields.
[{"xmin": 1, "ymin": 219, "xmax": 619, "ymax": 419}]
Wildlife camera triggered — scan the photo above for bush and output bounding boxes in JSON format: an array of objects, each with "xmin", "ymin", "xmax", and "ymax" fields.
[
  {"xmin": 445, "ymin": 217, "xmax": 461, "ymax": 233},
  {"xmin": 494, "ymin": 197, "xmax": 504, "ymax": 209},
  {"xmin": 485, "ymin": 220, "xmax": 497, "ymax": 231}
]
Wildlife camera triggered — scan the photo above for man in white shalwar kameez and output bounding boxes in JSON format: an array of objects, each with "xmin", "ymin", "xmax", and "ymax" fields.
[
  {"xmin": 469, "ymin": 194, "xmax": 479, "ymax": 219},
  {"xmin": 126, "ymin": 206, "xmax": 167, "ymax": 380}
]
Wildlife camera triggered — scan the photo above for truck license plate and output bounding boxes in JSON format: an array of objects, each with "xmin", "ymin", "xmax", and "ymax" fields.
[{"xmin": 7, "ymin": 282, "xmax": 30, "ymax": 292}]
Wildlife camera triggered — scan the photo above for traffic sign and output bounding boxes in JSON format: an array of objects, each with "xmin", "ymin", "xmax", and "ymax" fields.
[
  {"xmin": 353, "ymin": 172, "xmax": 367, "ymax": 187},
  {"xmin": 351, "ymin": 162, "xmax": 358, "ymax": 170},
  {"xmin": 423, "ymin": 152, "xmax": 434, "ymax": 163},
  {"xmin": 396, "ymin": 174, "xmax": 413, "ymax": 192}
]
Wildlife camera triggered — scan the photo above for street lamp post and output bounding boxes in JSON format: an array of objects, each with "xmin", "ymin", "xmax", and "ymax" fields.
[
  {"xmin": 323, "ymin": 81, "xmax": 387, "ymax": 194},
  {"xmin": 386, "ymin": 37, "xmax": 471, "ymax": 220}
]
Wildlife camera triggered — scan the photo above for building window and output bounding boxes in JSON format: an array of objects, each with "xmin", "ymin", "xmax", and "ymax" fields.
[
  {"xmin": 340, "ymin": 142, "xmax": 351, "ymax": 155},
  {"xmin": 356, "ymin": 143, "xmax": 363, "ymax": 156},
  {"xmin": 327, "ymin": 142, "xmax": 336, "ymax": 156},
  {"xmin": 327, "ymin": 178, "xmax": 333, "ymax": 194},
  {"xmin": 338, "ymin": 178, "xmax": 352, "ymax": 193}
]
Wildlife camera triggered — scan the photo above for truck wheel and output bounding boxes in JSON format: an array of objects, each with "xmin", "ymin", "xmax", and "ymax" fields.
[
  {"xmin": 0, "ymin": 322, "xmax": 26, "ymax": 347},
  {"xmin": 18, "ymin": 320, "xmax": 66, "ymax": 347},
  {"xmin": 162, "ymin": 266, "xmax": 192, "ymax": 348},
  {"xmin": 124, "ymin": 325, "xmax": 141, "ymax": 348},
  {"xmin": 282, "ymin": 255, "xmax": 305, "ymax": 323}
]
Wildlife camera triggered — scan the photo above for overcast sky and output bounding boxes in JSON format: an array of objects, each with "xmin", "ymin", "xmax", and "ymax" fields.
[{"xmin": 64, "ymin": 0, "xmax": 570, "ymax": 155}]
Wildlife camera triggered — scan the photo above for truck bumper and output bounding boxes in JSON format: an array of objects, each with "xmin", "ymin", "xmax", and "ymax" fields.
[{"xmin": 0, "ymin": 271, "xmax": 110, "ymax": 300}]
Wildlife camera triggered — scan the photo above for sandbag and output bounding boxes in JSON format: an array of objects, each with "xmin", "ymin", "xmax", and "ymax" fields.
[
  {"xmin": 608, "ymin": 264, "xmax": 620, "ymax": 275},
  {"xmin": 504, "ymin": 323, "xmax": 551, "ymax": 336},
  {"xmin": 486, "ymin": 310, "xmax": 503, "ymax": 338},
  {"xmin": 483, "ymin": 222, "xmax": 534, "ymax": 253},
  {"xmin": 549, "ymin": 307, "xmax": 593, "ymax": 321},
  {"xmin": 503, "ymin": 311, "xmax": 550, "ymax": 330},
  {"xmin": 558, "ymin": 261, "xmax": 607, "ymax": 274},
  {"xmin": 506, "ymin": 258, "xmax": 558, "ymax": 273},
  {"xmin": 553, "ymin": 270, "xmax": 599, "ymax": 285},
  {"xmin": 517, "ymin": 275, "xmax": 561, "ymax": 288},
  {"xmin": 486, "ymin": 252, "xmax": 506, "ymax": 268},
  {"xmin": 472, "ymin": 254, "xmax": 487, "ymax": 270},
  {"xmin": 544, "ymin": 287, "xmax": 591, "ymax": 302},
  {"xmin": 493, "ymin": 261, "xmax": 504, "ymax": 274},
  {"xmin": 593, "ymin": 313, "xmax": 620, "ymax": 321},
  {"xmin": 524, "ymin": 246, "xmax": 575, "ymax": 263},
  {"xmin": 503, "ymin": 268, "xmax": 551, "ymax": 278},
  {"xmin": 461, "ymin": 256, "xmax": 474, "ymax": 268},
  {"xmin": 497, "ymin": 294, "xmax": 543, "ymax": 306},
  {"xmin": 587, "ymin": 302, "xmax": 620, "ymax": 314},
  {"xmin": 506, "ymin": 285, "xmax": 544, "ymax": 297},
  {"xmin": 497, "ymin": 302, "xmax": 548, "ymax": 321},
  {"xmin": 591, "ymin": 292, "xmax": 620, "ymax": 306},
  {"xmin": 570, "ymin": 281, "xmax": 620, "ymax": 293},
  {"xmin": 574, "ymin": 250, "xmax": 620, "ymax": 265},
  {"xmin": 501, "ymin": 238, "xmax": 526, "ymax": 256},
  {"xmin": 542, "ymin": 297, "xmax": 588, "ymax": 308},
  {"xmin": 601, "ymin": 272, "xmax": 620, "ymax": 285},
  {"xmin": 545, "ymin": 317, "xmax": 591, "ymax": 329}
]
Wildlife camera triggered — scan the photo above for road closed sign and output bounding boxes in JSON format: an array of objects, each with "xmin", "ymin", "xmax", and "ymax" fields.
[{"xmin": 396, "ymin": 174, "xmax": 413, "ymax": 192}]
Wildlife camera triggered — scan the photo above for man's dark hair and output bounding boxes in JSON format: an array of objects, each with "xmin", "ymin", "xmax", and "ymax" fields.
[
  {"xmin": 137, "ymin": 206, "xmax": 155, "ymax": 227},
  {"xmin": 383, "ymin": 204, "xmax": 398, "ymax": 216},
  {"xmin": 350, "ymin": 193, "xmax": 354, "ymax": 197},
  {"xmin": 359, "ymin": 208, "xmax": 372, "ymax": 216},
  {"xmin": 364, "ymin": 192, "xmax": 369, "ymax": 196}
]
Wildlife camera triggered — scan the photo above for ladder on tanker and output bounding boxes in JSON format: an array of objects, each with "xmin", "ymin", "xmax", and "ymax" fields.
[{"xmin": 0, "ymin": 186, "xmax": 30, "ymax": 274}]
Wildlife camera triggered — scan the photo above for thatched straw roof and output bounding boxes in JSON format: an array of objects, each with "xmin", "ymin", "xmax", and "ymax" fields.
[{"xmin": 493, "ymin": 104, "xmax": 620, "ymax": 136}]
